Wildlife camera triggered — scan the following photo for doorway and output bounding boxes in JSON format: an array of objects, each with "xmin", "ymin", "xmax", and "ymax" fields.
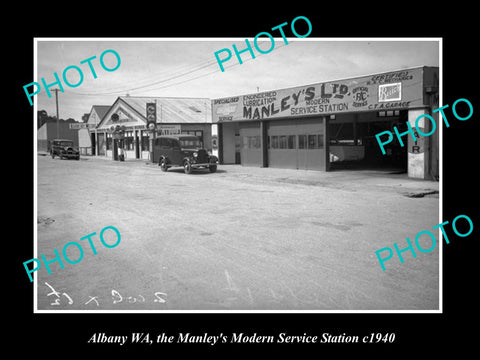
[{"xmin": 328, "ymin": 110, "xmax": 408, "ymax": 172}]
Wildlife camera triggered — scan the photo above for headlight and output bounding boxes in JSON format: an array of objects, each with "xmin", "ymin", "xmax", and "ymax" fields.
[{"xmin": 193, "ymin": 152, "xmax": 198, "ymax": 158}]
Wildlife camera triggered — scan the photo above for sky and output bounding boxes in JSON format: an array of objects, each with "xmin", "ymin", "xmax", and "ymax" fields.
[{"xmin": 33, "ymin": 38, "xmax": 440, "ymax": 121}]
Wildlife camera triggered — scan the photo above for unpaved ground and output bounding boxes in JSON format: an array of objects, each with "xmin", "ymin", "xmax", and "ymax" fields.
[{"xmin": 34, "ymin": 155, "xmax": 439, "ymax": 311}]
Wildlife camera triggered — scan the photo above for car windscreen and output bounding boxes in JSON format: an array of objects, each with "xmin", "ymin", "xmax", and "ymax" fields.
[
  {"xmin": 59, "ymin": 141, "xmax": 74, "ymax": 147},
  {"xmin": 180, "ymin": 139, "xmax": 202, "ymax": 148}
]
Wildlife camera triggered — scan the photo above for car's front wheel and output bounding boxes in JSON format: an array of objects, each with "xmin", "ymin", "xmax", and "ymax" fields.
[
  {"xmin": 160, "ymin": 159, "xmax": 168, "ymax": 172},
  {"xmin": 183, "ymin": 160, "xmax": 192, "ymax": 174}
]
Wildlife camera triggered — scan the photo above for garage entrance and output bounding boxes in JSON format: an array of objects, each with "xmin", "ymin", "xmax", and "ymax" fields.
[
  {"xmin": 213, "ymin": 66, "xmax": 438, "ymax": 179},
  {"xmin": 239, "ymin": 122, "xmax": 262, "ymax": 167},
  {"xmin": 328, "ymin": 110, "xmax": 408, "ymax": 172}
]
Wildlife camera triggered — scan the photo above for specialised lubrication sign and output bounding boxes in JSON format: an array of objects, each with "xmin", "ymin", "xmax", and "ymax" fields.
[{"xmin": 212, "ymin": 67, "xmax": 428, "ymax": 123}]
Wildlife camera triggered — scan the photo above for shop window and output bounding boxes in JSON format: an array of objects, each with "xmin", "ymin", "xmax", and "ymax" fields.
[
  {"xmin": 106, "ymin": 134, "xmax": 112, "ymax": 150},
  {"xmin": 377, "ymin": 110, "xmax": 400, "ymax": 117},
  {"xmin": 124, "ymin": 131, "xmax": 134, "ymax": 151},
  {"xmin": 279, "ymin": 135, "xmax": 287, "ymax": 149}
]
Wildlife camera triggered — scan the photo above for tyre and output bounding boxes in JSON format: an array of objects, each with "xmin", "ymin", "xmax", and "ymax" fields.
[
  {"xmin": 209, "ymin": 165, "xmax": 217, "ymax": 173},
  {"xmin": 183, "ymin": 160, "xmax": 192, "ymax": 174},
  {"xmin": 160, "ymin": 158, "xmax": 168, "ymax": 172}
]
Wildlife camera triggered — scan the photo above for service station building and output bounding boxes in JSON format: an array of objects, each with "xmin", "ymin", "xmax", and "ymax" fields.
[{"xmin": 212, "ymin": 66, "xmax": 439, "ymax": 180}]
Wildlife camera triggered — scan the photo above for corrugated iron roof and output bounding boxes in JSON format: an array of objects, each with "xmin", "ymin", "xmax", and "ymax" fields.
[
  {"xmin": 92, "ymin": 105, "xmax": 110, "ymax": 120},
  {"xmin": 119, "ymin": 96, "xmax": 211, "ymax": 124}
]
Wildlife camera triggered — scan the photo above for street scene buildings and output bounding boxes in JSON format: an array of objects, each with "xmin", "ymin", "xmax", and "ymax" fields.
[{"xmin": 34, "ymin": 39, "xmax": 440, "ymax": 311}]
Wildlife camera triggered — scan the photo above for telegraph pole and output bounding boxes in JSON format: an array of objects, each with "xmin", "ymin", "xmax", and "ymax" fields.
[{"xmin": 52, "ymin": 88, "xmax": 60, "ymax": 138}]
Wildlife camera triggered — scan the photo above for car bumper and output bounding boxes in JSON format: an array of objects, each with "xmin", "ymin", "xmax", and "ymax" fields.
[
  {"xmin": 61, "ymin": 153, "xmax": 80, "ymax": 158},
  {"xmin": 191, "ymin": 162, "xmax": 217, "ymax": 168}
]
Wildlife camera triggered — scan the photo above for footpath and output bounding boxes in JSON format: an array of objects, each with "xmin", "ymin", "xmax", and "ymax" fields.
[{"xmin": 37, "ymin": 152, "xmax": 439, "ymax": 198}]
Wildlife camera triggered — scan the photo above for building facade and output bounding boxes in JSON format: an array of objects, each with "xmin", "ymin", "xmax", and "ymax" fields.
[
  {"xmin": 37, "ymin": 122, "xmax": 79, "ymax": 153},
  {"xmin": 75, "ymin": 105, "xmax": 111, "ymax": 156},
  {"xmin": 93, "ymin": 96, "xmax": 213, "ymax": 161},
  {"xmin": 212, "ymin": 66, "xmax": 439, "ymax": 179}
]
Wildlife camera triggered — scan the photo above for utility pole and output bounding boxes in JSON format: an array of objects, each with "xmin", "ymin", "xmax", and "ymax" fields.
[{"xmin": 52, "ymin": 88, "xmax": 60, "ymax": 138}]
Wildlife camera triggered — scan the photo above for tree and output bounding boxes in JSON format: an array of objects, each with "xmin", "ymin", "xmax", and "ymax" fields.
[
  {"xmin": 37, "ymin": 110, "xmax": 78, "ymax": 129},
  {"xmin": 37, "ymin": 110, "xmax": 49, "ymax": 129}
]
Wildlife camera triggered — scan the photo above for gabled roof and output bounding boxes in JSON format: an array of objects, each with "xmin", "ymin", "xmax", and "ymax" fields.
[
  {"xmin": 87, "ymin": 105, "xmax": 111, "ymax": 126},
  {"xmin": 92, "ymin": 105, "xmax": 110, "ymax": 120},
  {"xmin": 96, "ymin": 96, "xmax": 212, "ymax": 130},
  {"xmin": 118, "ymin": 96, "xmax": 211, "ymax": 124}
]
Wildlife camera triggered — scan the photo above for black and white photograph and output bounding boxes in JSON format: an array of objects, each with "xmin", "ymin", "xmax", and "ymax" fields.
[
  {"xmin": 32, "ymin": 38, "xmax": 441, "ymax": 312},
  {"xmin": 12, "ymin": 7, "xmax": 478, "ymax": 355}
]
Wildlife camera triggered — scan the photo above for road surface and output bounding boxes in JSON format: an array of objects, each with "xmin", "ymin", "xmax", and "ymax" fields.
[{"xmin": 34, "ymin": 155, "xmax": 439, "ymax": 311}]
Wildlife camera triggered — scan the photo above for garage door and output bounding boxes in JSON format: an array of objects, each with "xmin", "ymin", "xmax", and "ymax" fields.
[
  {"xmin": 267, "ymin": 118, "xmax": 325, "ymax": 170},
  {"xmin": 239, "ymin": 122, "xmax": 262, "ymax": 167}
]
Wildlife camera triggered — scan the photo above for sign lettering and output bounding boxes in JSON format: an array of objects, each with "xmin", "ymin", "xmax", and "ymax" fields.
[{"xmin": 212, "ymin": 68, "xmax": 424, "ymax": 122}]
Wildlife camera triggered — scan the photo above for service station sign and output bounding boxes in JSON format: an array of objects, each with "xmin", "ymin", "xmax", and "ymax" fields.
[{"xmin": 212, "ymin": 68, "xmax": 425, "ymax": 123}]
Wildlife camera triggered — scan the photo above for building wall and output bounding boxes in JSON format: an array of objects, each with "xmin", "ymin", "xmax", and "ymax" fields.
[
  {"xmin": 213, "ymin": 66, "xmax": 439, "ymax": 178},
  {"xmin": 37, "ymin": 122, "xmax": 79, "ymax": 152},
  {"xmin": 180, "ymin": 123, "xmax": 213, "ymax": 151},
  {"xmin": 78, "ymin": 128, "xmax": 92, "ymax": 155},
  {"xmin": 221, "ymin": 122, "xmax": 237, "ymax": 164},
  {"xmin": 423, "ymin": 68, "xmax": 440, "ymax": 180},
  {"xmin": 37, "ymin": 123, "xmax": 48, "ymax": 152},
  {"xmin": 407, "ymin": 109, "xmax": 429, "ymax": 179}
]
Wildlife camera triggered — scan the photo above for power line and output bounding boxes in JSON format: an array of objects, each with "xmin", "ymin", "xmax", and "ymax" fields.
[
  {"xmin": 70, "ymin": 56, "xmax": 219, "ymax": 96},
  {"xmin": 69, "ymin": 42, "xmax": 293, "ymax": 97},
  {"xmin": 72, "ymin": 56, "xmax": 219, "ymax": 95},
  {"xmin": 127, "ymin": 43, "xmax": 292, "ymax": 94}
]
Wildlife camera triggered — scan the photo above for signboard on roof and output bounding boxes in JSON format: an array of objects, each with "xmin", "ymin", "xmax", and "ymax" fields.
[{"xmin": 212, "ymin": 67, "xmax": 429, "ymax": 123}]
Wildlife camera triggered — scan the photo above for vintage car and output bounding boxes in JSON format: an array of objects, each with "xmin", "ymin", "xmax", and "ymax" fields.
[
  {"xmin": 153, "ymin": 135, "xmax": 218, "ymax": 174},
  {"xmin": 50, "ymin": 139, "xmax": 80, "ymax": 160}
]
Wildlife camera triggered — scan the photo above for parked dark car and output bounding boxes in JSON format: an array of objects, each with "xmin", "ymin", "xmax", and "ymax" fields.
[
  {"xmin": 153, "ymin": 135, "xmax": 218, "ymax": 174},
  {"xmin": 50, "ymin": 139, "xmax": 80, "ymax": 160}
]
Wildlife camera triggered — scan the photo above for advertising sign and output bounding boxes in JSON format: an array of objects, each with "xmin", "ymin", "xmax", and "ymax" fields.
[
  {"xmin": 69, "ymin": 123, "xmax": 96, "ymax": 130},
  {"xmin": 212, "ymin": 68, "xmax": 425, "ymax": 123},
  {"xmin": 158, "ymin": 124, "xmax": 181, "ymax": 135},
  {"xmin": 146, "ymin": 102, "xmax": 156, "ymax": 130}
]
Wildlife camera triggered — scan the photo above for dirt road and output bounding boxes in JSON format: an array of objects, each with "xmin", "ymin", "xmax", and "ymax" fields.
[{"xmin": 34, "ymin": 155, "xmax": 439, "ymax": 311}]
